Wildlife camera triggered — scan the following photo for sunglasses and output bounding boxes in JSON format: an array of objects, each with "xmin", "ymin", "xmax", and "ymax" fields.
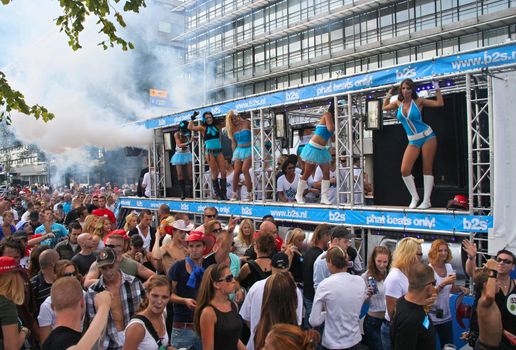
[
  {"xmin": 213, "ymin": 227, "xmax": 222, "ymax": 233},
  {"xmin": 63, "ymin": 271, "xmax": 77, "ymax": 277},
  {"xmin": 496, "ymin": 258, "xmax": 514, "ymax": 265},
  {"xmin": 205, "ymin": 214, "xmax": 217, "ymax": 218},
  {"xmin": 105, "ymin": 244, "xmax": 122, "ymax": 249},
  {"xmin": 218, "ymin": 274, "xmax": 234, "ymax": 283}
]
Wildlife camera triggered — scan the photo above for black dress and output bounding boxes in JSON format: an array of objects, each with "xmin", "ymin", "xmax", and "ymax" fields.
[{"xmin": 211, "ymin": 302, "xmax": 243, "ymax": 350}]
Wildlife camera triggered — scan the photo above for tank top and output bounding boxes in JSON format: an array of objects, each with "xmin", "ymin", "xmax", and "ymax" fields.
[
  {"xmin": 429, "ymin": 263, "xmax": 453, "ymax": 324},
  {"xmin": 234, "ymin": 129, "xmax": 251, "ymax": 145},
  {"xmin": 396, "ymin": 100, "xmax": 430, "ymax": 136},
  {"xmin": 210, "ymin": 302, "xmax": 242, "ymax": 350},
  {"xmin": 313, "ymin": 124, "xmax": 333, "ymax": 141},
  {"xmin": 495, "ymin": 279, "xmax": 516, "ymax": 334},
  {"xmin": 125, "ymin": 316, "xmax": 169, "ymax": 350},
  {"xmin": 204, "ymin": 125, "xmax": 222, "ymax": 149},
  {"xmin": 175, "ymin": 132, "xmax": 190, "ymax": 153}
]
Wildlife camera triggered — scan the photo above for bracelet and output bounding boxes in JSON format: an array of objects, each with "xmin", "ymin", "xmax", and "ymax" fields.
[{"xmin": 488, "ymin": 269, "xmax": 498, "ymax": 278}]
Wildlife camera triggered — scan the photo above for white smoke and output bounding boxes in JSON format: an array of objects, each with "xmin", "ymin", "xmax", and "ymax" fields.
[{"xmin": 0, "ymin": 0, "xmax": 207, "ymax": 185}]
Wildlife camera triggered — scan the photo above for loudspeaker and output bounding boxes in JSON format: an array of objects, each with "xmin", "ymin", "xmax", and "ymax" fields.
[{"xmin": 373, "ymin": 93, "xmax": 468, "ymax": 207}]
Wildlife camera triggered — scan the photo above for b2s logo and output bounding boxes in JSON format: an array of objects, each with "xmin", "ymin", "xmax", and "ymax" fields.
[
  {"xmin": 329, "ymin": 211, "xmax": 346, "ymax": 222},
  {"xmin": 462, "ymin": 218, "xmax": 488, "ymax": 231}
]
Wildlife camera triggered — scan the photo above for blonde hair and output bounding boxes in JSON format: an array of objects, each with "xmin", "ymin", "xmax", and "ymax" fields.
[
  {"xmin": 93, "ymin": 216, "xmax": 110, "ymax": 239},
  {"xmin": 392, "ymin": 237, "xmax": 423, "ymax": 271},
  {"xmin": 428, "ymin": 239, "xmax": 452, "ymax": 265},
  {"xmin": 83, "ymin": 214, "xmax": 98, "ymax": 234},
  {"xmin": 286, "ymin": 228, "xmax": 306, "ymax": 246},
  {"xmin": 124, "ymin": 213, "xmax": 139, "ymax": 232},
  {"xmin": 225, "ymin": 110, "xmax": 237, "ymax": 140},
  {"xmin": 237, "ymin": 218, "xmax": 255, "ymax": 246},
  {"xmin": 0, "ymin": 271, "xmax": 25, "ymax": 305}
]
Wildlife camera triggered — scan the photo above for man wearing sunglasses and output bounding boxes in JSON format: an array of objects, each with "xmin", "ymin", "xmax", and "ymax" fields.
[
  {"xmin": 493, "ymin": 249, "xmax": 516, "ymax": 349},
  {"xmin": 195, "ymin": 207, "xmax": 219, "ymax": 234},
  {"xmin": 391, "ymin": 263, "xmax": 437, "ymax": 350}
]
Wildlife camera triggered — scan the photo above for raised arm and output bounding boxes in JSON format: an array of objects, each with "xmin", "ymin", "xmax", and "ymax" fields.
[
  {"xmin": 383, "ymin": 86, "xmax": 399, "ymax": 111},
  {"xmin": 325, "ymin": 112, "xmax": 335, "ymax": 133},
  {"xmin": 480, "ymin": 259, "xmax": 498, "ymax": 307},
  {"xmin": 421, "ymin": 80, "xmax": 444, "ymax": 108}
]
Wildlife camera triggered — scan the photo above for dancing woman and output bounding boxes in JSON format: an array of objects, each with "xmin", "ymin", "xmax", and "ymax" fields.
[
  {"xmin": 189, "ymin": 111, "xmax": 228, "ymax": 200},
  {"xmin": 171, "ymin": 120, "xmax": 193, "ymax": 199},
  {"xmin": 226, "ymin": 110, "xmax": 252, "ymax": 201},
  {"xmin": 295, "ymin": 102, "xmax": 335, "ymax": 205},
  {"xmin": 382, "ymin": 79, "xmax": 443, "ymax": 209}
]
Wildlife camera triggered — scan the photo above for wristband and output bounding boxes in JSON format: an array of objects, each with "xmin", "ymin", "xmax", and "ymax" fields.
[{"xmin": 488, "ymin": 269, "xmax": 498, "ymax": 278}]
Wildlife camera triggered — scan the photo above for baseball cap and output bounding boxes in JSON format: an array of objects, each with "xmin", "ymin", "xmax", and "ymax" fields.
[
  {"xmin": 271, "ymin": 252, "xmax": 290, "ymax": 269},
  {"xmin": 172, "ymin": 220, "xmax": 194, "ymax": 232},
  {"xmin": 186, "ymin": 231, "xmax": 208, "ymax": 245},
  {"xmin": 97, "ymin": 247, "xmax": 116, "ymax": 267},
  {"xmin": 0, "ymin": 256, "xmax": 23, "ymax": 275},
  {"xmin": 330, "ymin": 226, "xmax": 355, "ymax": 240}
]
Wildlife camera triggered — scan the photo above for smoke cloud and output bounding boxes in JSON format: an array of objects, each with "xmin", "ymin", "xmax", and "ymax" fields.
[{"xmin": 0, "ymin": 0, "xmax": 206, "ymax": 184}]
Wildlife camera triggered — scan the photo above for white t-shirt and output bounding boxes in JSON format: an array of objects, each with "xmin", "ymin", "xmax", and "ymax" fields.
[
  {"xmin": 277, "ymin": 173, "xmax": 300, "ymax": 202},
  {"xmin": 142, "ymin": 172, "xmax": 152, "ymax": 197},
  {"xmin": 124, "ymin": 316, "xmax": 169, "ymax": 350},
  {"xmin": 240, "ymin": 276, "xmax": 303, "ymax": 350},
  {"xmin": 383, "ymin": 267, "xmax": 409, "ymax": 321},
  {"xmin": 136, "ymin": 225, "xmax": 152, "ymax": 251},
  {"xmin": 429, "ymin": 263, "xmax": 453, "ymax": 324},
  {"xmin": 309, "ymin": 271, "xmax": 366, "ymax": 349},
  {"xmin": 313, "ymin": 167, "xmax": 336, "ymax": 204}
]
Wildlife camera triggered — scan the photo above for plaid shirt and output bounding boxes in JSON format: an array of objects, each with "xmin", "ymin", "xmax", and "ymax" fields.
[{"xmin": 85, "ymin": 271, "xmax": 145, "ymax": 350}]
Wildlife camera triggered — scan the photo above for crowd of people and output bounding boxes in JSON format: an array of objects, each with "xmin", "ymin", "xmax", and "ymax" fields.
[{"xmin": 0, "ymin": 185, "xmax": 514, "ymax": 350}]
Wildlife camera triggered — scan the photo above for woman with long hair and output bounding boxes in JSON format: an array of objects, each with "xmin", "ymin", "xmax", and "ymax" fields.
[
  {"xmin": 92, "ymin": 216, "xmax": 111, "ymax": 251},
  {"xmin": 189, "ymin": 111, "xmax": 228, "ymax": 200},
  {"xmin": 296, "ymin": 102, "xmax": 335, "ymax": 205},
  {"xmin": 82, "ymin": 214, "xmax": 99, "ymax": 234},
  {"xmin": 0, "ymin": 211, "xmax": 15, "ymax": 240},
  {"xmin": 226, "ymin": 110, "xmax": 252, "ymax": 201},
  {"xmin": 428, "ymin": 239, "xmax": 467, "ymax": 346},
  {"xmin": 194, "ymin": 264, "xmax": 245, "ymax": 350},
  {"xmin": 382, "ymin": 237, "xmax": 423, "ymax": 350},
  {"xmin": 285, "ymin": 228, "xmax": 306, "ymax": 285},
  {"xmin": 254, "ymin": 271, "xmax": 299, "ymax": 350},
  {"xmin": 263, "ymin": 324, "xmax": 320, "ymax": 350},
  {"xmin": 172, "ymin": 120, "xmax": 193, "ymax": 199},
  {"xmin": 233, "ymin": 218, "xmax": 254, "ymax": 257},
  {"xmin": 383, "ymin": 78, "xmax": 444, "ymax": 209},
  {"xmin": 124, "ymin": 275, "xmax": 171, "ymax": 350},
  {"xmin": 0, "ymin": 256, "xmax": 30, "ymax": 349},
  {"xmin": 361, "ymin": 246, "xmax": 392, "ymax": 350}
]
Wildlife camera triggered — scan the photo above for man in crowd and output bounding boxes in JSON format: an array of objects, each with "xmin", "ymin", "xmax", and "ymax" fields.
[
  {"xmin": 85, "ymin": 247, "xmax": 145, "ymax": 349},
  {"xmin": 128, "ymin": 209, "xmax": 156, "ymax": 252},
  {"xmin": 43, "ymin": 277, "xmax": 113, "ymax": 349},
  {"xmin": 55, "ymin": 221, "xmax": 82, "ymax": 260},
  {"xmin": 84, "ymin": 233, "xmax": 154, "ymax": 288},
  {"xmin": 240, "ymin": 252, "xmax": 303, "ymax": 350},
  {"xmin": 92, "ymin": 194, "xmax": 116, "ymax": 227},
  {"xmin": 390, "ymin": 263, "xmax": 437, "ymax": 350},
  {"xmin": 31, "ymin": 249, "xmax": 60, "ymax": 313},
  {"xmin": 157, "ymin": 204, "xmax": 171, "ymax": 235},
  {"xmin": 34, "ymin": 208, "xmax": 68, "ymax": 248},
  {"xmin": 72, "ymin": 232, "xmax": 98, "ymax": 276},
  {"xmin": 195, "ymin": 206, "xmax": 219, "ymax": 233},
  {"xmin": 244, "ymin": 219, "xmax": 281, "ymax": 260}
]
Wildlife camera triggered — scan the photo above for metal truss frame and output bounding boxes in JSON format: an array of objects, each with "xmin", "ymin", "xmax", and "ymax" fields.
[
  {"xmin": 152, "ymin": 129, "xmax": 166, "ymax": 198},
  {"xmin": 191, "ymin": 127, "xmax": 206, "ymax": 200}
]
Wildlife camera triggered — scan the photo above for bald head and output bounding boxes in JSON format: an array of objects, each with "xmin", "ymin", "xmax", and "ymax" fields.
[
  {"xmin": 260, "ymin": 221, "xmax": 277, "ymax": 236},
  {"xmin": 39, "ymin": 249, "xmax": 60, "ymax": 269},
  {"xmin": 77, "ymin": 233, "xmax": 93, "ymax": 246}
]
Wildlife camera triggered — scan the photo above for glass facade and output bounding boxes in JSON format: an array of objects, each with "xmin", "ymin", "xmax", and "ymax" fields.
[{"xmin": 181, "ymin": 0, "xmax": 516, "ymax": 103}]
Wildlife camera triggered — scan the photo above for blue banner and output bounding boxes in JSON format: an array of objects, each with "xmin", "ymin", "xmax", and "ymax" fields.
[
  {"xmin": 143, "ymin": 42, "xmax": 516, "ymax": 129},
  {"xmin": 118, "ymin": 197, "xmax": 492, "ymax": 234}
]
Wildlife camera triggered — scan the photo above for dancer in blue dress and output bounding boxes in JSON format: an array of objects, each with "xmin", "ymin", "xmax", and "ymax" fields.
[
  {"xmin": 188, "ymin": 111, "xmax": 228, "ymax": 200},
  {"xmin": 226, "ymin": 110, "xmax": 252, "ymax": 201},
  {"xmin": 383, "ymin": 78, "xmax": 444, "ymax": 209},
  {"xmin": 295, "ymin": 102, "xmax": 335, "ymax": 205},
  {"xmin": 172, "ymin": 119, "xmax": 193, "ymax": 199}
]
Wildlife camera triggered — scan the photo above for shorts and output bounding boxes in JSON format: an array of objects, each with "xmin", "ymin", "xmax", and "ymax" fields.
[
  {"xmin": 300, "ymin": 141, "xmax": 332, "ymax": 165},
  {"xmin": 206, "ymin": 148, "xmax": 222, "ymax": 157},
  {"xmin": 408, "ymin": 132, "xmax": 435, "ymax": 148},
  {"xmin": 171, "ymin": 152, "xmax": 192, "ymax": 165},
  {"xmin": 232, "ymin": 145, "xmax": 252, "ymax": 161}
]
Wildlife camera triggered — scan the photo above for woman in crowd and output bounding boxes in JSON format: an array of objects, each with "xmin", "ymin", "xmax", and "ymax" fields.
[
  {"xmin": 233, "ymin": 218, "xmax": 254, "ymax": 257},
  {"xmin": 382, "ymin": 237, "xmax": 423, "ymax": 350},
  {"xmin": 0, "ymin": 256, "xmax": 30, "ymax": 349},
  {"xmin": 124, "ymin": 275, "xmax": 171, "ymax": 350},
  {"xmin": 82, "ymin": 214, "xmax": 99, "ymax": 234},
  {"xmin": 189, "ymin": 112, "xmax": 227, "ymax": 200},
  {"xmin": 237, "ymin": 233, "xmax": 276, "ymax": 290},
  {"xmin": 172, "ymin": 120, "xmax": 193, "ymax": 200},
  {"xmin": 296, "ymin": 102, "xmax": 335, "ymax": 205},
  {"xmin": 361, "ymin": 246, "xmax": 392, "ymax": 350},
  {"xmin": 226, "ymin": 110, "xmax": 252, "ymax": 201},
  {"xmin": 194, "ymin": 264, "xmax": 245, "ymax": 350},
  {"xmin": 92, "ymin": 216, "xmax": 111, "ymax": 251},
  {"xmin": 285, "ymin": 228, "xmax": 306, "ymax": 286},
  {"xmin": 0, "ymin": 211, "xmax": 16, "ymax": 240},
  {"xmin": 254, "ymin": 271, "xmax": 299, "ymax": 350},
  {"xmin": 38, "ymin": 259, "xmax": 82, "ymax": 343},
  {"xmin": 124, "ymin": 213, "xmax": 139, "ymax": 234},
  {"xmin": 263, "ymin": 324, "xmax": 320, "ymax": 350},
  {"xmin": 428, "ymin": 239, "xmax": 467, "ymax": 346},
  {"xmin": 382, "ymin": 78, "xmax": 444, "ymax": 209},
  {"xmin": 278, "ymin": 158, "xmax": 302, "ymax": 202}
]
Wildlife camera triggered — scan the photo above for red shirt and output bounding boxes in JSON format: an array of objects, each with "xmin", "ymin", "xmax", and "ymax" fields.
[{"xmin": 91, "ymin": 208, "xmax": 116, "ymax": 223}]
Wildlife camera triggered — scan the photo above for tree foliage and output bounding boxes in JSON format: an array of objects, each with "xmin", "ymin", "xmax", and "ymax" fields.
[{"xmin": 0, "ymin": 0, "xmax": 146, "ymax": 123}]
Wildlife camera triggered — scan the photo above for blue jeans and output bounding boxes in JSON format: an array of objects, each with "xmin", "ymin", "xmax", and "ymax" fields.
[
  {"xmin": 171, "ymin": 327, "xmax": 201, "ymax": 350},
  {"xmin": 303, "ymin": 296, "xmax": 313, "ymax": 329},
  {"xmin": 434, "ymin": 320, "xmax": 453, "ymax": 348},
  {"xmin": 363, "ymin": 314, "xmax": 384, "ymax": 350},
  {"xmin": 380, "ymin": 321, "xmax": 392, "ymax": 350}
]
